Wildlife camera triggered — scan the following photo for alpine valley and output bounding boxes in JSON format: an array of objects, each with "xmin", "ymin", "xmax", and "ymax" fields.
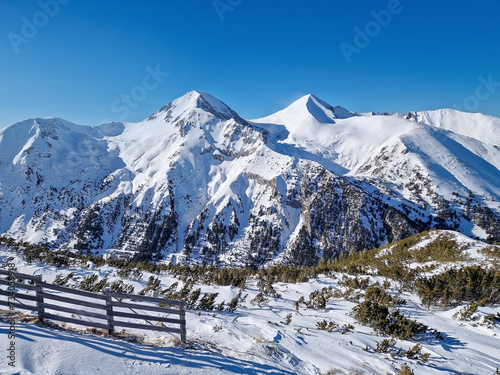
[{"xmin": 1, "ymin": 91, "xmax": 499, "ymax": 266}]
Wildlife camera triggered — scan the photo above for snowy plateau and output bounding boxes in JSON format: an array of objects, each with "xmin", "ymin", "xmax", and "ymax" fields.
[
  {"xmin": 1, "ymin": 91, "xmax": 500, "ymax": 375},
  {"xmin": 0, "ymin": 90, "xmax": 499, "ymax": 266}
]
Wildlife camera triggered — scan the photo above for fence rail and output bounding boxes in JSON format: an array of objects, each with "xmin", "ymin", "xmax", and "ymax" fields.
[{"xmin": 0, "ymin": 269, "xmax": 186, "ymax": 343}]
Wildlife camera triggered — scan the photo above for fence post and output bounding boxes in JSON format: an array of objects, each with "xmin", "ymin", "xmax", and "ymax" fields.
[
  {"xmin": 35, "ymin": 275, "xmax": 44, "ymax": 323},
  {"xmin": 104, "ymin": 288, "xmax": 114, "ymax": 335},
  {"xmin": 179, "ymin": 302, "xmax": 186, "ymax": 343}
]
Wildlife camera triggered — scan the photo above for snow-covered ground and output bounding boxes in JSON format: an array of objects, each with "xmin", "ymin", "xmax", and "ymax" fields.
[{"xmin": 1, "ymin": 231, "xmax": 499, "ymax": 374}]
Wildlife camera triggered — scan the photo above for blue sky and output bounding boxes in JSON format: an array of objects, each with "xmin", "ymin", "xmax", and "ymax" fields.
[{"xmin": 1, "ymin": 0, "xmax": 499, "ymax": 127}]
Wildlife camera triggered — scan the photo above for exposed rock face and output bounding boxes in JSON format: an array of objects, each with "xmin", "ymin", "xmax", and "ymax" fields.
[{"xmin": 0, "ymin": 91, "xmax": 499, "ymax": 266}]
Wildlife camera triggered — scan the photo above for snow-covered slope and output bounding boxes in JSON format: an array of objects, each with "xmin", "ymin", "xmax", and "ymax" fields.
[
  {"xmin": 254, "ymin": 96, "xmax": 500, "ymax": 243},
  {"xmin": 255, "ymin": 107, "xmax": 416, "ymax": 173},
  {"xmin": 407, "ymin": 109, "xmax": 500, "ymax": 146},
  {"xmin": 355, "ymin": 124, "xmax": 500, "ymax": 206},
  {"xmin": 0, "ymin": 91, "xmax": 499, "ymax": 265},
  {"xmin": 253, "ymin": 98, "xmax": 500, "ymax": 195},
  {"xmin": 361, "ymin": 109, "xmax": 500, "ymax": 147},
  {"xmin": 1, "ymin": 230, "xmax": 499, "ymax": 375}
]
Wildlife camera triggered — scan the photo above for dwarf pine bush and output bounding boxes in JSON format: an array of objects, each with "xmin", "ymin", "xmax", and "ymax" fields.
[
  {"xmin": 352, "ymin": 286, "xmax": 427, "ymax": 340},
  {"xmin": 416, "ymin": 265, "xmax": 500, "ymax": 308}
]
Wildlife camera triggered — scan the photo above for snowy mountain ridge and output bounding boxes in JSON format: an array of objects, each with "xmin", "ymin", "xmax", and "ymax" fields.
[{"xmin": 0, "ymin": 91, "xmax": 499, "ymax": 265}]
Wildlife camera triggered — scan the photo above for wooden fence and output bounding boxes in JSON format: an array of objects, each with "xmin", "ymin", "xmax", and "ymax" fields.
[{"xmin": 0, "ymin": 269, "xmax": 186, "ymax": 343}]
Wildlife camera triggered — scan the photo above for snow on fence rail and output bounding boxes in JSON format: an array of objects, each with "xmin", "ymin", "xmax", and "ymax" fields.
[{"xmin": 0, "ymin": 269, "xmax": 186, "ymax": 343}]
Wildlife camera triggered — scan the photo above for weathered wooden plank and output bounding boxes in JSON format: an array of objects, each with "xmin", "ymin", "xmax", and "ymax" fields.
[
  {"xmin": 179, "ymin": 305, "xmax": 187, "ymax": 343},
  {"xmin": 111, "ymin": 310, "xmax": 186, "ymax": 325},
  {"xmin": 40, "ymin": 302, "xmax": 108, "ymax": 321},
  {"xmin": 104, "ymin": 289, "xmax": 114, "ymax": 335},
  {"xmin": 111, "ymin": 301, "xmax": 183, "ymax": 315},
  {"xmin": 41, "ymin": 312, "xmax": 110, "ymax": 330},
  {"xmin": 39, "ymin": 292, "xmax": 106, "ymax": 310},
  {"xmin": 0, "ymin": 270, "xmax": 41, "ymax": 281},
  {"xmin": 0, "ymin": 289, "xmax": 38, "ymax": 302},
  {"xmin": 113, "ymin": 320, "xmax": 184, "ymax": 334},
  {"xmin": 0, "ymin": 300, "xmax": 37, "ymax": 311},
  {"xmin": 109, "ymin": 291, "xmax": 184, "ymax": 306},
  {"xmin": 35, "ymin": 275, "xmax": 44, "ymax": 323},
  {"xmin": 0, "ymin": 279, "xmax": 38, "ymax": 291},
  {"xmin": 39, "ymin": 282, "xmax": 107, "ymax": 300}
]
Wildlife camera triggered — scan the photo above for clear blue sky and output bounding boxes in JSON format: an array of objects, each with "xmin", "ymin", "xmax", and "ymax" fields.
[{"xmin": 1, "ymin": 0, "xmax": 499, "ymax": 127}]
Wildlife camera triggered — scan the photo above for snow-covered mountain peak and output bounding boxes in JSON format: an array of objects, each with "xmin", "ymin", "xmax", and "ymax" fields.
[
  {"xmin": 0, "ymin": 117, "xmax": 95, "ymax": 152},
  {"xmin": 3, "ymin": 117, "xmax": 68, "ymax": 134},
  {"xmin": 301, "ymin": 94, "xmax": 337, "ymax": 124},
  {"xmin": 148, "ymin": 90, "xmax": 241, "ymax": 124},
  {"xmin": 254, "ymin": 94, "xmax": 357, "ymax": 131},
  {"xmin": 257, "ymin": 94, "xmax": 336, "ymax": 126}
]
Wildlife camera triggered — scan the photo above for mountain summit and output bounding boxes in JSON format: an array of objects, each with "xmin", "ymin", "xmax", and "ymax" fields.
[
  {"xmin": 0, "ymin": 91, "xmax": 499, "ymax": 265},
  {"xmin": 149, "ymin": 90, "xmax": 242, "ymax": 123},
  {"xmin": 256, "ymin": 94, "xmax": 355, "ymax": 129}
]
